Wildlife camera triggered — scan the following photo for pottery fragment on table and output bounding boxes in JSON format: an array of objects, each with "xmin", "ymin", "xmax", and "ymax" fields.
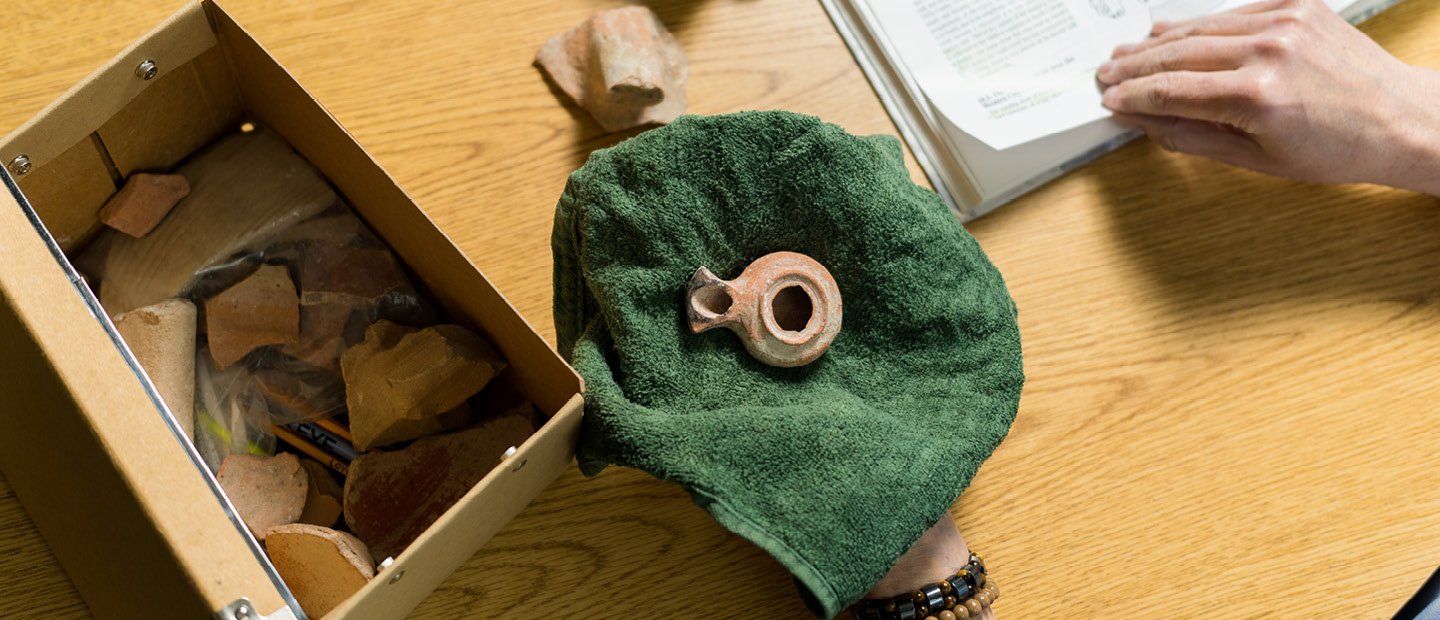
[
  {"xmin": 687, "ymin": 251, "xmax": 842, "ymax": 368},
  {"xmin": 340, "ymin": 321, "xmax": 507, "ymax": 452},
  {"xmin": 216, "ymin": 453, "xmax": 308, "ymax": 541},
  {"xmin": 111, "ymin": 298, "xmax": 197, "ymax": 441},
  {"xmin": 298, "ymin": 459, "xmax": 344, "ymax": 528},
  {"xmin": 98, "ymin": 173, "xmax": 191, "ymax": 238},
  {"xmin": 342, "ymin": 403, "xmax": 541, "ymax": 561},
  {"xmin": 205, "ymin": 264, "xmax": 300, "ymax": 369},
  {"xmin": 265, "ymin": 523, "xmax": 375, "ymax": 619},
  {"xmin": 535, "ymin": 6, "xmax": 688, "ymax": 132}
]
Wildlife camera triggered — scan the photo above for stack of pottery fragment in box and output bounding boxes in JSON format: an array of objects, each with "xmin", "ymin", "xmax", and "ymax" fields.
[{"xmin": 78, "ymin": 127, "xmax": 539, "ymax": 618}]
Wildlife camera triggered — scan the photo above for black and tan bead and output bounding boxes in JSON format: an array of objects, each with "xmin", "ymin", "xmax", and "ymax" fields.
[{"xmin": 851, "ymin": 553, "xmax": 997, "ymax": 620}]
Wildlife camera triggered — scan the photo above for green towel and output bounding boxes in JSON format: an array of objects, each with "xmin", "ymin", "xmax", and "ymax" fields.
[{"xmin": 551, "ymin": 111, "xmax": 1023, "ymax": 618}]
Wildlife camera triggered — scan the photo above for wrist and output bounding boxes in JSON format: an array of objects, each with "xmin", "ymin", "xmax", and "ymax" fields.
[
  {"xmin": 867, "ymin": 516, "xmax": 972, "ymax": 598},
  {"xmin": 859, "ymin": 516, "xmax": 999, "ymax": 618},
  {"xmin": 1376, "ymin": 65, "xmax": 1440, "ymax": 195}
]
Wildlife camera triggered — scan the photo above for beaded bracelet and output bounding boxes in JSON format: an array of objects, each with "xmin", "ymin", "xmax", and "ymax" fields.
[{"xmin": 851, "ymin": 553, "xmax": 998, "ymax": 620}]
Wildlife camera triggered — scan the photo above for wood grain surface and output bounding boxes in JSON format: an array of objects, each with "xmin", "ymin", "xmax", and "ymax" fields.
[{"xmin": 5, "ymin": 1, "xmax": 1440, "ymax": 618}]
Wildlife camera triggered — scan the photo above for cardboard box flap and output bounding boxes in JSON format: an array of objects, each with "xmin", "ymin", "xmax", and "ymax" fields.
[
  {"xmin": 9, "ymin": 136, "xmax": 116, "ymax": 251},
  {"xmin": 0, "ymin": 2, "xmax": 246, "ymax": 252},
  {"xmin": 0, "ymin": 3, "xmax": 217, "ymax": 173},
  {"xmin": 0, "ymin": 170, "xmax": 297, "ymax": 619},
  {"xmin": 97, "ymin": 45, "xmax": 246, "ymax": 178}
]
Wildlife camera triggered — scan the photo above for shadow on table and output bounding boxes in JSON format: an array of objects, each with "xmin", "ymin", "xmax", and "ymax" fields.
[
  {"xmin": 1089, "ymin": 140, "xmax": 1440, "ymax": 318},
  {"xmin": 533, "ymin": 69, "xmax": 654, "ymax": 170},
  {"xmin": 582, "ymin": 0, "xmax": 761, "ymax": 37}
]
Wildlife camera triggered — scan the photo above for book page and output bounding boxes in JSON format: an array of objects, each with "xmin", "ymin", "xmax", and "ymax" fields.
[
  {"xmin": 866, "ymin": 0, "xmax": 1151, "ymax": 150},
  {"xmin": 1146, "ymin": 0, "xmax": 1356, "ymax": 21},
  {"xmin": 864, "ymin": 0, "xmax": 1359, "ymax": 151}
]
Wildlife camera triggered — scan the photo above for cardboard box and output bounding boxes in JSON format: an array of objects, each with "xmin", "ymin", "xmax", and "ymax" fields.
[{"xmin": 0, "ymin": 2, "xmax": 583, "ymax": 618}]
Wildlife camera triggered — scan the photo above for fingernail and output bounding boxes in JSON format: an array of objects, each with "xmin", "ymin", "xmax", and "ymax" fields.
[
  {"xmin": 1111, "ymin": 44, "xmax": 1132, "ymax": 58},
  {"xmin": 1102, "ymin": 89, "xmax": 1121, "ymax": 110},
  {"xmin": 1151, "ymin": 20, "xmax": 1171, "ymax": 34},
  {"xmin": 1097, "ymin": 61, "xmax": 1114, "ymax": 82}
]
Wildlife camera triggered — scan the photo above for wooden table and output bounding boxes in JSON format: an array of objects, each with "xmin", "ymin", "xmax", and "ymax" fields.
[{"xmin": 6, "ymin": 1, "xmax": 1440, "ymax": 618}]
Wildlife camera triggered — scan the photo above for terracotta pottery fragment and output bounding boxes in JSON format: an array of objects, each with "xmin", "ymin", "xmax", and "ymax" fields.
[
  {"xmin": 216, "ymin": 453, "xmax": 308, "ymax": 541},
  {"xmin": 280, "ymin": 301, "xmax": 360, "ymax": 371},
  {"xmin": 111, "ymin": 299, "xmax": 197, "ymax": 441},
  {"xmin": 342, "ymin": 404, "xmax": 541, "ymax": 560},
  {"xmin": 279, "ymin": 240, "xmax": 411, "ymax": 370},
  {"xmin": 535, "ymin": 6, "xmax": 688, "ymax": 132},
  {"xmin": 687, "ymin": 251, "xmax": 842, "ymax": 367},
  {"xmin": 298, "ymin": 459, "xmax": 343, "ymax": 528},
  {"xmin": 204, "ymin": 264, "xmax": 301, "ymax": 368},
  {"xmin": 340, "ymin": 321, "xmax": 507, "ymax": 452},
  {"xmin": 296, "ymin": 242, "xmax": 409, "ymax": 306},
  {"xmin": 98, "ymin": 173, "xmax": 191, "ymax": 238},
  {"xmin": 264, "ymin": 524, "xmax": 375, "ymax": 619}
]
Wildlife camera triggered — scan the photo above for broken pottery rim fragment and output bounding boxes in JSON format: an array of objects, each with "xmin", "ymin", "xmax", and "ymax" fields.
[
  {"xmin": 533, "ymin": 6, "xmax": 688, "ymax": 133},
  {"xmin": 686, "ymin": 251, "xmax": 842, "ymax": 368}
]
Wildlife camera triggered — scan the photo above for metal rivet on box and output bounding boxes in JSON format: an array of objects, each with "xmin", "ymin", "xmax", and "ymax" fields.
[
  {"xmin": 135, "ymin": 59, "xmax": 157, "ymax": 80},
  {"xmin": 501, "ymin": 446, "xmax": 527, "ymax": 472},
  {"xmin": 8, "ymin": 154, "xmax": 31, "ymax": 176},
  {"xmin": 389, "ymin": 569, "xmax": 406, "ymax": 585},
  {"xmin": 219, "ymin": 598, "xmax": 260, "ymax": 620}
]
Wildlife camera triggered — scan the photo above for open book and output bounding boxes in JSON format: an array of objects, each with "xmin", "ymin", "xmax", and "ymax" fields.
[{"xmin": 822, "ymin": 0, "xmax": 1405, "ymax": 220}]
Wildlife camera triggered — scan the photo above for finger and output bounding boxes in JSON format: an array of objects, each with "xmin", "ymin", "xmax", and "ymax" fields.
[
  {"xmin": 1114, "ymin": 12, "xmax": 1274, "ymax": 58},
  {"xmin": 1118, "ymin": 113, "xmax": 1266, "ymax": 167},
  {"xmin": 1221, "ymin": 0, "xmax": 1294, "ymax": 14},
  {"xmin": 1099, "ymin": 36, "xmax": 1253, "ymax": 85},
  {"xmin": 1101, "ymin": 71, "xmax": 1256, "ymax": 127},
  {"xmin": 1150, "ymin": 0, "xmax": 1291, "ymax": 35},
  {"xmin": 1161, "ymin": 0, "xmax": 1291, "ymax": 23}
]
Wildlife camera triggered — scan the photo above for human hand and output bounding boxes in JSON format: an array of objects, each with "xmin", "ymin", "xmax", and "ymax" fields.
[
  {"xmin": 866, "ymin": 516, "xmax": 997, "ymax": 620},
  {"xmin": 1096, "ymin": 0, "xmax": 1440, "ymax": 195}
]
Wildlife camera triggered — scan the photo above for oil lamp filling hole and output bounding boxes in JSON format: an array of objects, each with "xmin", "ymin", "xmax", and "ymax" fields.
[{"xmin": 772, "ymin": 285, "xmax": 813, "ymax": 333}]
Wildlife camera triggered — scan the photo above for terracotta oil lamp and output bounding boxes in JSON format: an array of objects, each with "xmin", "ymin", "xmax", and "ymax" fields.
[{"xmin": 686, "ymin": 252, "xmax": 842, "ymax": 367}]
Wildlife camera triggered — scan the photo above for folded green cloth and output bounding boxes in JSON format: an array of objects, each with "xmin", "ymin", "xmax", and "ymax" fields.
[{"xmin": 551, "ymin": 111, "xmax": 1022, "ymax": 618}]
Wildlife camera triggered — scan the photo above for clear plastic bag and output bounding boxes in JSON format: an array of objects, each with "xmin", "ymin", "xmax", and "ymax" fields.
[
  {"xmin": 193, "ymin": 346, "xmax": 277, "ymax": 472},
  {"xmin": 183, "ymin": 203, "xmax": 435, "ymax": 431},
  {"xmin": 77, "ymin": 129, "xmax": 438, "ymax": 472}
]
